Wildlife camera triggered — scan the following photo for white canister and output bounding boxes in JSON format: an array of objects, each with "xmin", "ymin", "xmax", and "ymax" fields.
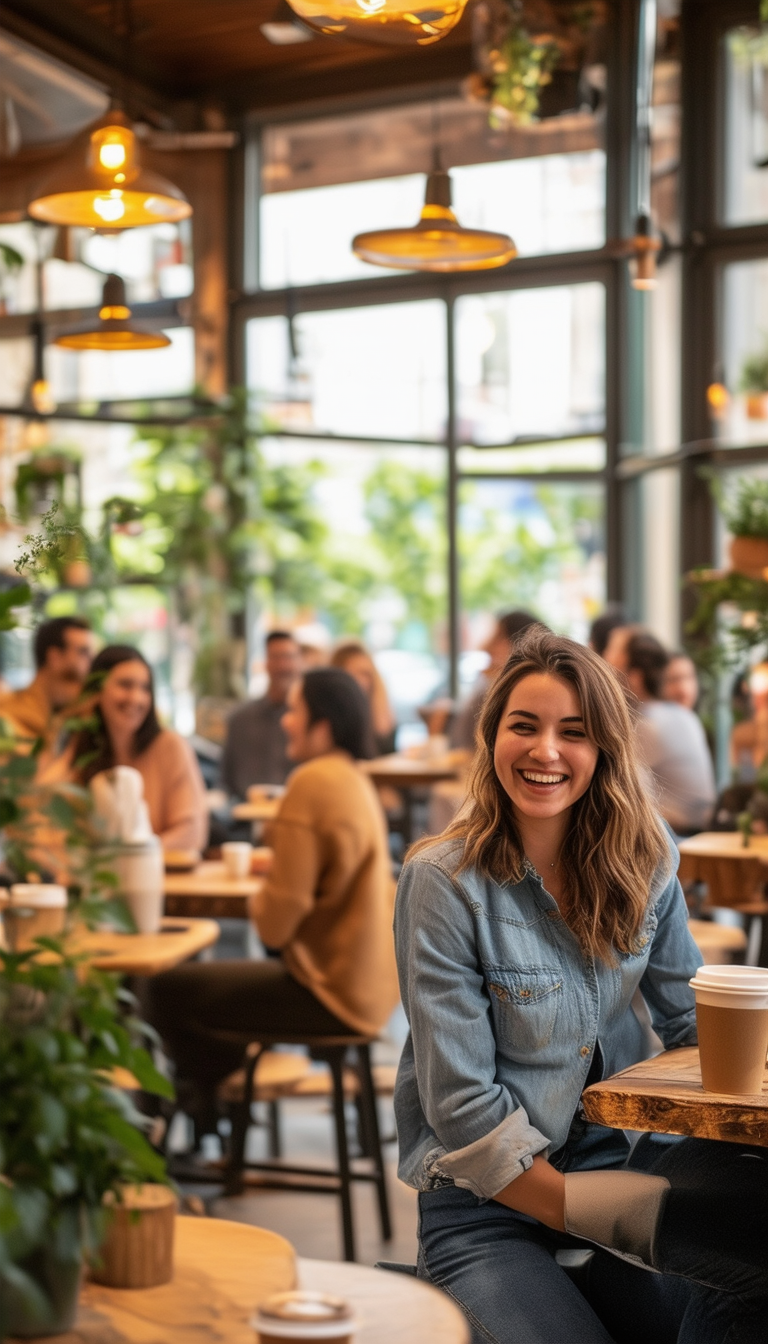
[{"xmin": 109, "ymin": 837, "xmax": 165, "ymax": 935}]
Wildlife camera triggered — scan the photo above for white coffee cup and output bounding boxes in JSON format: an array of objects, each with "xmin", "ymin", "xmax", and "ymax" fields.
[
  {"xmin": 222, "ymin": 842, "xmax": 253, "ymax": 879},
  {"xmin": 111, "ymin": 838, "xmax": 165, "ymax": 935},
  {"xmin": 2, "ymin": 884, "xmax": 67, "ymax": 951},
  {"xmin": 689, "ymin": 964, "xmax": 768, "ymax": 1095},
  {"xmin": 253, "ymin": 1291, "xmax": 357, "ymax": 1344}
]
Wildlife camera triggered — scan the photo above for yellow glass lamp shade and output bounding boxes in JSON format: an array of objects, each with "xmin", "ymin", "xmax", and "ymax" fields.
[
  {"xmin": 28, "ymin": 110, "xmax": 191, "ymax": 228},
  {"xmin": 352, "ymin": 169, "xmax": 516, "ymax": 272},
  {"xmin": 285, "ymin": 0, "xmax": 467, "ymax": 44},
  {"xmin": 54, "ymin": 274, "xmax": 171, "ymax": 351}
]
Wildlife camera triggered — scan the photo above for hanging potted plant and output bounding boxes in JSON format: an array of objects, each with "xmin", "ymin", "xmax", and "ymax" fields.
[
  {"xmin": 739, "ymin": 341, "xmax": 768, "ymax": 419},
  {"xmin": 714, "ymin": 475, "xmax": 768, "ymax": 578}
]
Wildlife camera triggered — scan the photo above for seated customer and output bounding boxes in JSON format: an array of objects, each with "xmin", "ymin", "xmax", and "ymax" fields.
[
  {"xmin": 0, "ymin": 615, "xmax": 93, "ymax": 746},
  {"xmin": 615, "ymin": 631, "xmax": 716, "ymax": 836},
  {"xmin": 662, "ymin": 651, "xmax": 700, "ymax": 712},
  {"xmin": 147, "ymin": 668, "xmax": 399, "ymax": 1118},
  {"xmin": 68, "ymin": 645, "xmax": 207, "ymax": 852},
  {"xmin": 220, "ymin": 630, "xmax": 301, "ymax": 797},
  {"xmin": 331, "ymin": 640, "xmax": 396, "ymax": 755},
  {"xmin": 450, "ymin": 609, "xmax": 541, "ymax": 750}
]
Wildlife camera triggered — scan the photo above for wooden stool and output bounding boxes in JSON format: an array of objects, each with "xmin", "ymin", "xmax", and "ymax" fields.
[{"xmin": 218, "ymin": 1033, "xmax": 392, "ymax": 1263}]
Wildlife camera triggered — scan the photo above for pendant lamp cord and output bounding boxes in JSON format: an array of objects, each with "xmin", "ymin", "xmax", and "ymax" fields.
[{"xmin": 431, "ymin": 100, "xmax": 443, "ymax": 173}]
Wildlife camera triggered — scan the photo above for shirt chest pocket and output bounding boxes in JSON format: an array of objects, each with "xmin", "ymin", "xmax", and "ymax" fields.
[{"xmin": 483, "ymin": 965, "xmax": 563, "ymax": 1056}]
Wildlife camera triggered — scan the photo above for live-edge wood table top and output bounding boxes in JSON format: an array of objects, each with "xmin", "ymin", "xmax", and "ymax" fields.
[
  {"xmin": 581, "ymin": 1047, "xmax": 768, "ymax": 1147},
  {"xmin": 66, "ymin": 916, "xmax": 220, "ymax": 976}
]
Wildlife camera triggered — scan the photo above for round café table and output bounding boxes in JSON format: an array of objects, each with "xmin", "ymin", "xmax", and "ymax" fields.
[
  {"xmin": 678, "ymin": 831, "xmax": 768, "ymax": 965},
  {"xmin": 18, "ymin": 1216, "xmax": 469, "ymax": 1344}
]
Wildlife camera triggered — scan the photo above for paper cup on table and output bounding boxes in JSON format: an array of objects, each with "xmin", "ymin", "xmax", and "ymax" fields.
[
  {"xmin": 253, "ymin": 1292, "xmax": 357, "ymax": 1344},
  {"xmin": 112, "ymin": 838, "xmax": 165, "ymax": 934},
  {"xmin": 2, "ymin": 885, "xmax": 67, "ymax": 951},
  {"xmin": 690, "ymin": 965, "xmax": 768, "ymax": 1095},
  {"xmin": 222, "ymin": 841, "xmax": 253, "ymax": 879}
]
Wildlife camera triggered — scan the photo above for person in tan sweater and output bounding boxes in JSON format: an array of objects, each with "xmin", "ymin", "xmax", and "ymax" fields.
[
  {"xmin": 67, "ymin": 644, "xmax": 208, "ymax": 852},
  {"xmin": 147, "ymin": 667, "xmax": 399, "ymax": 1121}
]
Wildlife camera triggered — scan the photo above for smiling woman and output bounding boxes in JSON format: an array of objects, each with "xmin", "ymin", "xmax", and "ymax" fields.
[
  {"xmin": 65, "ymin": 644, "xmax": 208, "ymax": 851},
  {"xmin": 394, "ymin": 628, "xmax": 768, "ymax": 1344}
]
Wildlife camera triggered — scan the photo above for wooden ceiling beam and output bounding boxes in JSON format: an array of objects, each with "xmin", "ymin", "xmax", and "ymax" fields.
[
  {"xmin": 0, "ymin": 0, "xmax": 180, "ymax": 113},
  {"xmin": 209, "ymin": 43, "xmax": 475, "ymax": 114}
]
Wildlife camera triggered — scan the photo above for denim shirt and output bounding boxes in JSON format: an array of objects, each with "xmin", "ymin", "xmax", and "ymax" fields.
[{"xmin": 393, "ymin": 833, "xmax": 701, "ymax": 1201}]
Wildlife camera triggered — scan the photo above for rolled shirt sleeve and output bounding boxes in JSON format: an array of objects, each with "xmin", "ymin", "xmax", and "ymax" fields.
[{"xmin": 395, "ymin": 856, "xmax": 551, "ymax": 1199}]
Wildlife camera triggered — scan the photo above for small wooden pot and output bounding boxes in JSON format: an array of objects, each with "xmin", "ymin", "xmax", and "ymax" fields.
[
  {"xmin": 91, "ymin": 1184, "xmax": 177, "ymax": 1288},
  {"xmin": 729, "ymin": 535, "xmax": 768, "ymax": 579}
]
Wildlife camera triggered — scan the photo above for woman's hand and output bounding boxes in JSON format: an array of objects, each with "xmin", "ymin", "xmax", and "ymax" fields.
[{"xmin": 493, "ymin": 1155, "xmax": 566, "ymax": 1232}]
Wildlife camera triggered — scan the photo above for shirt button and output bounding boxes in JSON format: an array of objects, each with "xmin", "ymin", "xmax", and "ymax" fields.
[
  {"xmin": 546, "ymin": 910, "xmax": 558, "ymax": 920},
  {"xmin": 580, "ymin": 1046, "xmax": 591, "ymax": 1057}
]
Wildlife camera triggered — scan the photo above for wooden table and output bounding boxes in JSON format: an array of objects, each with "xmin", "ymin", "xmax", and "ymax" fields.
[
  {"xmin": 361, "ymin": 753, "xmax": 463, "ymax": 844},
  {"xmin": 232, "ymin": 797, "xmax": 281, "ymax": 825},
  {"xmin": 23, "ymin": 1216, "xmax": 296, "ymax": 1344},
  {"xmin": 581, "ymin": 1046, "xmax": 768, "ymax": 1147},
  {"xmin": 18, "ymin": 1217, "xmax": 469, "ymax": 1344},
  {"xmin": 298, "ymin": 1257, "xmax": 469, "ymax": 1344},
  {"xmin": 66, "ymin": 917, "xmax": 220, "ymax": 976},
  {"xmin": 360, "ymin": 753, "xmax": 462, "ymax": 791},
  {"xmin": 678, "ymin": 832, "xmax": 768, "ymax": 964},
  {"xmin": 164, "ymin": 860, "xmax": 262, "ymax": 920}
]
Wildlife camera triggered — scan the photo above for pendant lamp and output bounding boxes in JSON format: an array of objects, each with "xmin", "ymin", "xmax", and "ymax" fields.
[
  {"xmin": 284, "ymin": 0, "xmax": 467, "ymax": 45},
  {"xmin": 28, "ymin": 110, "xmax": 191, "ymax": 229},
  {"xmin": 352, "ymin": 168, "xmax": 516, "ymax": 272},
  {"xmin": 54, "ymin": 274, "xmax": 171, "ymax": 350}
]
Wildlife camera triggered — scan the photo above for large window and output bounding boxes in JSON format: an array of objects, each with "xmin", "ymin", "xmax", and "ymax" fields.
[{"xmin": 257, "ymin": 97, "xmax": 605, "ymax": 290}]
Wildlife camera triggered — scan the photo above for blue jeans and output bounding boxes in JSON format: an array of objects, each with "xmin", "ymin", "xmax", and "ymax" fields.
[{"xmin": 416, "ymin": 1132, "xmax": 768, "ymax": 1344}]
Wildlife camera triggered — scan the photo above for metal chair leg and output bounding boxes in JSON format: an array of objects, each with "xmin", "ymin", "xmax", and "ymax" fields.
[
  {"xmin": 326, "ymin": 1049, "xmax": 356, "ymax": 1262},
  {"xmin": 225, "ymin": 1045, "xmax": 264, "ymax": 1196},
  {"xmin": 356, "ymin": 1045, "xmax": 392, "ymax": 1242},
  {"xmin": 267, "ymin": 1100, "xmax": 283, "ymax": 1159}
]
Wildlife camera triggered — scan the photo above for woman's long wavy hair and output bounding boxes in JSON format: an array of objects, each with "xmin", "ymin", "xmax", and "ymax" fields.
[
  {"xmin": 413, "ymin": 629, "xmax": 671, "ymax": 961},
  {"xmin": 72, "ymin": 645, "xmax": 162, "ymax": 784}
]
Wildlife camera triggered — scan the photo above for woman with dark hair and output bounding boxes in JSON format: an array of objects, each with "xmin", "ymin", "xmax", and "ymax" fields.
[
  {"xmin": 147, "ymin": 667, "xmax": 398, "ymax": 1118},
  {"xmin": 69, "ymin": 644, "xmax": 207, "ymax": 852},
  {"xmin": 396, "ymin": 628, "xmax": 766, "ymax": 1344}
]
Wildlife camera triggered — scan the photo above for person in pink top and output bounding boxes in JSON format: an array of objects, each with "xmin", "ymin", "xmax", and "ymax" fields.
[{"xmin": 68, "ymin": 645, "xmax": 208, "ymax": 852}]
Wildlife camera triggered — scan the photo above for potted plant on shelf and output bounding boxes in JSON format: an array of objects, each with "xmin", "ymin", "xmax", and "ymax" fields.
[
  {"xmin": 716, "ymin": 475, "xmax": 768, "ymax": 578},
  {"xmin": 739, "ymin": 341, "xmax": 768, "ymax": 419}
]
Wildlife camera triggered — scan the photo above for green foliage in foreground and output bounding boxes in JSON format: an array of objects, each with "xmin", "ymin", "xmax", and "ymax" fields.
[{"xmin": 0, "ymin": 942, "xmax": 172, "ymax": 1333}]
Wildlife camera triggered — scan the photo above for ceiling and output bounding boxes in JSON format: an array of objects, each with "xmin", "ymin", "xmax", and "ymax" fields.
[{"xmin": 0, "ymin": 0, "xmax": 478, "ymax": 120}]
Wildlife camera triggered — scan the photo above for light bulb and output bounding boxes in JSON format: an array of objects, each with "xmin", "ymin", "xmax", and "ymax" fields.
[
  {"xmin": 99, "ymin": 141, "xmax": 127, "ymax": 170},
  {"xmin": 93, "ymin": 192, "xmax": 126, "ymax": 223}
]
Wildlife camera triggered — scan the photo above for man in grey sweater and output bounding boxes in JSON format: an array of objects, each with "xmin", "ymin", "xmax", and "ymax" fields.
[
  {"xmin": 608, "ymin": 628, "xmax": 716, "ymax": 836},
  {"xmin": 220, "ymin": 630, "xmax": 301, "ymax": 798}
]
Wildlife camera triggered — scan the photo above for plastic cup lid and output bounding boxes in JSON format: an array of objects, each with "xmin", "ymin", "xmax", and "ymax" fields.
[
  {"xmin": 690, "ymin": 975, "xmax": 768, "ymax": 995},
  {"xmin": 694, "ymin": 964, "xmax": 768, "ymax": 979},
  {"xmin": 6, "ymin": 884, "xmax": 67, "ymax": 908},
  {"xmin": 257, "ymin": 1292, "xmax": 352, "ymax": 1325}
]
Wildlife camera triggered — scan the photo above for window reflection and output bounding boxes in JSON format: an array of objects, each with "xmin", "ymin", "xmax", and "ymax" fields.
[
  {"xmin": 247, "ymin": 302, "xmax": 447, "ymax": 441},
  {"xmin": 456, "ymin": 282, "xmax": 605, "ymax": 445},
  {"xmin": 458, "ymin": 478, "xmax": 605, "ymax": 644}
]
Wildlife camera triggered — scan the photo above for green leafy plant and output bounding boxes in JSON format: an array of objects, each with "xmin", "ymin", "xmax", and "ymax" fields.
[
  {"xmin": 0, "ymin": 942, "xmax": 172, "ymax": 1334},
  {"xmin": 709, "ymin": 474, "xmax": 768, "ymax": 540},
  {"xmin": 739, "ymin": 341, "xmax": 768, "ymax": 395},
  {"xmin": 490, "ymin": 20, "xmax": 561, "ymax": 128}
]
